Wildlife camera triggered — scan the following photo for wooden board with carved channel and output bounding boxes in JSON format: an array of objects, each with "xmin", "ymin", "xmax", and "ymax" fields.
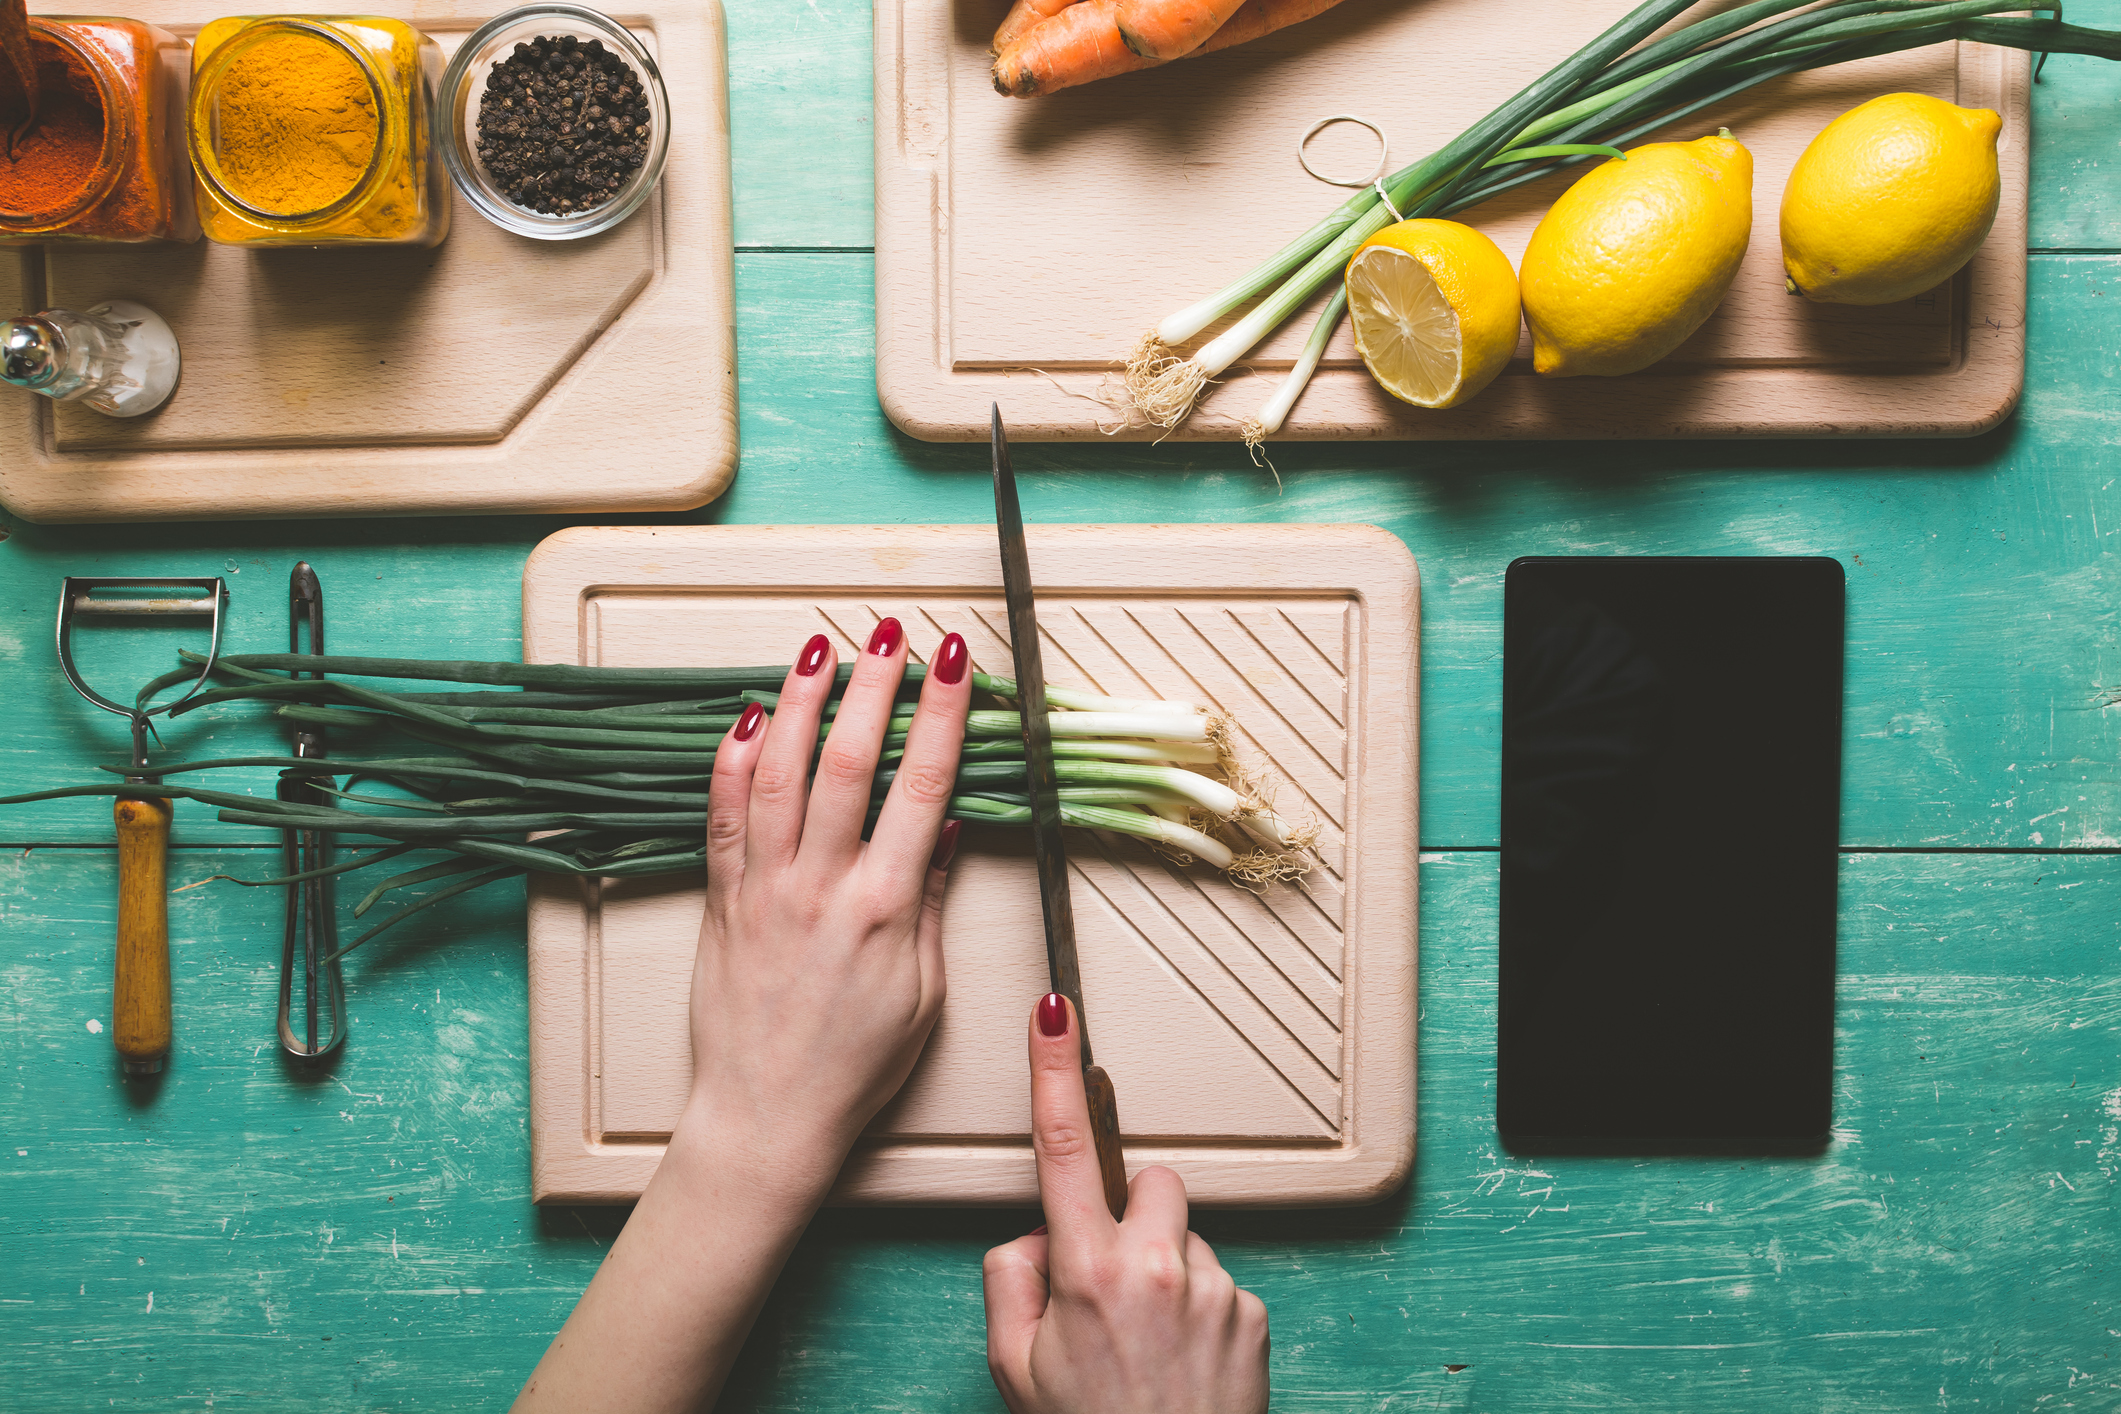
[
  {"xmin": 0, "ymin": 1, "xmax": 735, "ymax": 523},
  {"xmin": 875, "ymin": 0, "xmax": 2029, "ymax": 442},
  {"xmin": 521, "ymin": 523, "xmax": 1419, "ymax": 1206}
]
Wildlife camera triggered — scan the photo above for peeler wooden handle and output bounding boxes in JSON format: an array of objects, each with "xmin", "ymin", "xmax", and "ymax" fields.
[
  {"xmin": 1083, "ymin": 1063, "xmax": 1128, "ymax": 1220},
  {"xmin": 112, "ymin": 793, "xmax": 172, "ymax": 1074}
]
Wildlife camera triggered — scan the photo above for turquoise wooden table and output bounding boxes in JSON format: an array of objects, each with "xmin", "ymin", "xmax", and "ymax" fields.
[{"xmin": 3, "ymin": 2, "xmax": 2118, "ymax": 1407}]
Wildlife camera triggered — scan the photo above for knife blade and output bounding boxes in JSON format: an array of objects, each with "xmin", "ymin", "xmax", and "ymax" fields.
[{"xmin": 992, "ymin": 406, "xmax": 1128, "ymax": 1220}]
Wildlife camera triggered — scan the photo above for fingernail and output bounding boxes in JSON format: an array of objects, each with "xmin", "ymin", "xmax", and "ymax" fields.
[
  {"xmin": 1028, "ymin": 1225, "xmax": 1047, "ymax": 1237},
  {"xmin": 1036, "ymin": 992, "xmax": 1069, "ymax": 1037},
  {"xmin": 866, "ymin": 617, "xmax": 904, "ymax": 657},
  {"xmin": 929, "ymin": 819, "xmax": 962, "ymax": 872},
  {"xmin": 935, "ymin": 632, "xmax": 968, "ymax": 685},
  {"xmin": 733, "ymin": 702, "xmax": 766, "ymax": 741},
  {"xmin": 796, "ymin": 633, "xmax": 831, "ymax": 677}
]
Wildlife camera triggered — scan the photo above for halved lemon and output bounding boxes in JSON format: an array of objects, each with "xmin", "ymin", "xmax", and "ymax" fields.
[{"xmin": 1345, "ymin": 219, "xmax": 1522, "ymax": 410}]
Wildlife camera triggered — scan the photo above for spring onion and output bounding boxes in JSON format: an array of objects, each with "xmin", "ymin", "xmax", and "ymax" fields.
[{"xmin": 7, "ymin": 651, "xmax": 1317, "ymax": 956}]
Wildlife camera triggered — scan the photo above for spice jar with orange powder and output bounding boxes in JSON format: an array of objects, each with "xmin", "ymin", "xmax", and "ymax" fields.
[
  {"xmin": 188, "ymin": 16, "xmax": 448, "ymax": 246},
  {"xmin": 0, "ymin": 17, "xmax": 198, "ymax": 244}
]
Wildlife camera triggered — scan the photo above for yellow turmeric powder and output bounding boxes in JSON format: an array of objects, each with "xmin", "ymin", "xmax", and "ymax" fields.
[
  {"xmin": 189, "ymin": 17, "xmax": 448, "ymax": 247},
  {"xmin": 212, "ymin": 29, "xmax": 378, "ymax": 215}
]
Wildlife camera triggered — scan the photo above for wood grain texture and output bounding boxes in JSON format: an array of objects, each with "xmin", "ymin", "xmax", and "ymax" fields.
[
  {"xmin": 0, "ymin": 3, "xmax": 738, "ymax": 523},
  {"xmin": 111, "ymin": 793, "xmax": 172, "ymax": 1071},
  {"xmin": 0, "ymin": 0, "xmax": 2115, "ymax": 1399},
  {"xmin": 876, "ymin": 0, "xmax": 2031, "ymax": 441},
  {"xmin": 520, "ymin": 523, "xmax": 1419, "ymax": 1205},
  {"xmin": 1, "ymin": 848, "xmax": 2114, "ymax": 1410},
  {"xmin": 1, "ymin": 256, "xmax": 2115, "ymax": 855}
]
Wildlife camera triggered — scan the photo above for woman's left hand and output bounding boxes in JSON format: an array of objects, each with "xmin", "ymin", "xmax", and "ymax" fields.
[
  {"xmin": 513, "ymin": 620, "xmax": 971, "ymax": 1414},
  {"xmin": 688, "ymin": 620, "xmax": 974, "ymax": 1173}
]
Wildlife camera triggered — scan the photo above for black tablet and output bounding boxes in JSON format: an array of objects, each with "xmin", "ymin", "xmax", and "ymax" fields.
[{"xmin": 1499, "ymin": 556, "xmax": 1845, "ymax": 1148}]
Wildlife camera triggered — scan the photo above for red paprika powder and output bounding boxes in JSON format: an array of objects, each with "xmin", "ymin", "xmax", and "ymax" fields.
[{"xmin": 0, "ymin": 18, "xmax": 195, "ymax": 243}]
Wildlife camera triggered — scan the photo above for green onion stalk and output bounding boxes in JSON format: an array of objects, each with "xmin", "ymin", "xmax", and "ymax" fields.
[
  {"xmin": 2, "ymin": 652, "xmax": 1319, "ymax": 959},
  {"xmin": 1123, "ymin": 0, "xmax": 2121, "ymax": 441}
]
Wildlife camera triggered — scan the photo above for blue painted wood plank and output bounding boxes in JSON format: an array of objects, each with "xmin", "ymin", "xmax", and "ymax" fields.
[
  {"xmin": 2, "ymin": 848, "xmax": 2113, "ymax": 1410},
  {"xmin": 3, "ymin": 257, "xmax": 2116, "ymax": 848},
  {"xmin": 2031, "ymin": 0, "xmax": 2121, "ymax": 250},
  {"xmin": 726, "ymin": 0, "xmax": 872, "ymax": 249}
]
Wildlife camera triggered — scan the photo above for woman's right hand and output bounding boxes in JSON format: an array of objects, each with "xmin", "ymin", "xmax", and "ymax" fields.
[{"xmin": 981, "ymin": 994, "xmax": 1272, "ymax": 1414}]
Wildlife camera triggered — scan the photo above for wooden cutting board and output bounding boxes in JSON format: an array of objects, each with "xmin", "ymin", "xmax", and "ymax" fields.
[
  {"xmin": 0, "ymin": 3, "xmax": 735, "ymax": 523},
  {"xmin": 875, "ymin": 0, "xmax": 2028, "ymax": 442},
  {"xmin": 521, "ymin": 523, "xmax": 1419, "ymax": 1206}
]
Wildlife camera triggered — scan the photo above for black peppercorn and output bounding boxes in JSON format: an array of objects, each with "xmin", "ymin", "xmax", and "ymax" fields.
[{"xmin": 477, "ymin": 35, "xmax": 654, "ymax": 216}]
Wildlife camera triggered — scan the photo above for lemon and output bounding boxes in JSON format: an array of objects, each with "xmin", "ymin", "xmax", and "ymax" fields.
[
  {"xmin": 1518, "ymin": 132, "xmax": 1752, "ymax": 378},
  {"xmin": 1780, "ymin": 93, "xmax": 2001, "ymax": 306},
  {"xmin": 1345, "ymin": 219, "xmax": 1521, "ymax": 409}
]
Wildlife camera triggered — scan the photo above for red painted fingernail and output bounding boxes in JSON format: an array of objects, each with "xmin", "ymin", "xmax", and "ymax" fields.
[
  {"xmin": 1036, "ymin": 993, "xmax": 1069, "ymax": 1037},
  {"xmin": 935, "ymin": 632, "xmax": 968, "ymax": 685},
  {"xmin": 867, "ymin": 617, "xmax": 904, "ymax": 657},
  {"xmin": 796, "ymin": 633, "xmax": 831, "ymax": 677},
  {"xmin": 929, "ymin": 819, "xmax": 962, "ymax": 872},
  {"xmin": 733, "ymin": 702, "xmax": 766, "ymax": 741},
  {"xmin": 1028, "ymin": 1225, "xmax": 1047, "ymax": 1237}
]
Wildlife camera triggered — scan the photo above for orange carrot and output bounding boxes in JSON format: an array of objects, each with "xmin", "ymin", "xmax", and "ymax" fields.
[
  {"xmin": 992, "ymin": 0, "xmax": 1156, "ymax": 97},
  {"xmin": 993, "ymin": 0, "xmax": 1081, "ymax": 55},
  {"xmin": 992, "ymin": 0, "xmax": 1346, "ymax": 97},
  {"xmin": 1193, "ymin": 0, "xmax": 1345, "ymax": 52},
  {"xmin": 1114, "ymin": 0, "xmax": 1249, "ymax": 61}
]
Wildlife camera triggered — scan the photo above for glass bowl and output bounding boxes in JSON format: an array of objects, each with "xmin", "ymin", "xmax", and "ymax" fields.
[{"xmin": 438, "ymin": 3, "xmax": 669, "ymax": 240}]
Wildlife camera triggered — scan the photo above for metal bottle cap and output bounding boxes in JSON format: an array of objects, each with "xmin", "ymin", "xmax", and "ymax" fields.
[{"xmin": 2, "ymin": 316, "xmax": 62, "ymax": 390}]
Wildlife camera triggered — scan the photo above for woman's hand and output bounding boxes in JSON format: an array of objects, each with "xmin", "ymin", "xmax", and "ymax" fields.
[
  {"xmin": 687, "ymin": 621, "xmax": 973, "ymax": 1174},
  {"xmin": 514, "ymin": 621, "xmax": 971, "ymax": 1414},
  {"xmin": 982, "ymin": 995, "xmax": 1272, "ymax": 1414}
]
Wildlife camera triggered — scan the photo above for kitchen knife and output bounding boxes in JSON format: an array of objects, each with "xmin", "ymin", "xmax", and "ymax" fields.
[{"xmin": 992, "ymin": 405, "xmax": 1128, "ymax": 1220}]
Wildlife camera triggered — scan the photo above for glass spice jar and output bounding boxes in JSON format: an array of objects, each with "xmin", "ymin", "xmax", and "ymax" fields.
[
  {"xmin": 188, "ymin": 15, "xmax": 448, "ymax": 247},
  {"xmin": 0, "ymin": 17, "xmax": 198, "ymax": 244}
]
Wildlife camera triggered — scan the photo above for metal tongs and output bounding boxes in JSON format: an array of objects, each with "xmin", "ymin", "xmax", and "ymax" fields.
[{"xmin": 278, "ymin": 564, "xmax": 347, "ymax": 1059}]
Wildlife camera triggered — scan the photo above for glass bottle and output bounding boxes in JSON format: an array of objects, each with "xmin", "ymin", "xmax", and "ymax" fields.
[
  {"xmin": 188, "ymin": 16, "xmax": 449, "ymax": 247},
  {"xmin": 2, "ymin": 300, "xmax": 181, "ymax": 416},
  {"xmin": 0, "ymin": 17, "xmax": 198, "ymax": 244}
]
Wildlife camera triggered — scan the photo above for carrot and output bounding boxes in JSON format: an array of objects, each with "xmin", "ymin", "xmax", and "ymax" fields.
[
  {"xmin": 992, "ymin": 0, "xmax": 1157, "ymax": 97},
  {"xmin": 993, "ymin": 0, "xmax": 1081, "ymax": 55},
  {"xmin": 1193, "ymin": 0, "xmax": 1345, "ymax": 52},
  {"xmin": 991, "ymin": 0, "xmax": 1347, "ymax": 97},
  {"xmin": 1113, "ymin": 0, "xmax": 1248, "ymax": 61}
]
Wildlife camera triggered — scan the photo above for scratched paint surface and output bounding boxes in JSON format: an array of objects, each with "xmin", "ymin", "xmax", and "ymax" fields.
[
  {"xmin": 1, "ymin": 252, "xmax": 2117, "ymax": 851},
  {"xmin": 0, "ymin": 852, "xmax": 2114, "ymax": 1409},
  {"xmin": 2, "ymin": 0, "xmax": 2119, "ymax": 1405}
]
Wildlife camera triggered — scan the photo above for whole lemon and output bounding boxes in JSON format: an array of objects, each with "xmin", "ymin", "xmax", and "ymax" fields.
[
  {"xmin": 1345, "ymin": 219, "xmax": 1522, "ymax": 410},
  {"xmin": 1780, "ymin": 92, "xmax": 2001, "ymax": 305},
  {"xmin": 1518, "ymin": 132, "xmax": 1753, "ymax": 378}
]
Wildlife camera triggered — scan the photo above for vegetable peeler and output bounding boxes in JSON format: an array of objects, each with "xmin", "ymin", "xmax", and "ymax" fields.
[
  {"xmin": 277, "ymin": 563, "xmax": 346, "ymax": 1059},
  {"xmin": 56, "ymin": 576, "xmax": 228, "ymax": 1075}
]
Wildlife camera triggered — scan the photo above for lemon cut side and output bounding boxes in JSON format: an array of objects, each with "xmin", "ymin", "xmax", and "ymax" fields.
[{"xmin": 1346, "ymin": 220, "xmax": 1521, "ymax": 411}]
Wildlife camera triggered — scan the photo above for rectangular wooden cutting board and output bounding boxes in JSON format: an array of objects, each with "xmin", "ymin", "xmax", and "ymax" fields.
[
  {"xmin": 522, "ymin": 523, "xmax": 1419, "ymax": 1206},
  {"xmin": 0, "ymin": 2, "xmax": 735, "ymax": 523},
  {"xmin": 875, "ymin": 0, "xmax": 2028, "ymax": 442}
]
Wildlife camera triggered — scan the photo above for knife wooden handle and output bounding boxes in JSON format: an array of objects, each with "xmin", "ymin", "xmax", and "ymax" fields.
[
  {"xmin": 113, "ymin": 794, "xmax": 172, "ymax": 1075},
  {"xmin": 1083, "ymin": 1064, "xmax": 1128, "ymax": 1220}
]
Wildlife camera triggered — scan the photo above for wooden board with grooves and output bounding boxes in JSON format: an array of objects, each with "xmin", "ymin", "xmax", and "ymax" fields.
[
  {"xmin": 521, "ymin": 523, "xmax": 1420, "ymax": 1205},
  {"xmin": 0, "ymin": 1, "xmax": 735, "ymax": 524},
  {"xmin": 875, "ymin": 0, "xmax": 2029, "ymax": 442}
]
